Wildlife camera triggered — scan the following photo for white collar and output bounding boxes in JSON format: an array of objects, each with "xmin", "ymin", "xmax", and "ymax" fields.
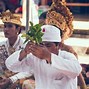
[{"xmin": 13, "ymin": 36, "xmax": 20, "ymax": 48}]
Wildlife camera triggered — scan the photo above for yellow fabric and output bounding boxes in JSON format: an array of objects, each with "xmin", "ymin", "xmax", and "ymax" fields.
[
  {"xmin": 46, "ymin": 0, "xmax": 74, "ymax": 40},
  {"xmin": 1, "ymin": 10, "xmax": 21, "ymax": 26},
  {"xmin": 22, "ymin": 79, "xmax": 35, "ymax": 89}
]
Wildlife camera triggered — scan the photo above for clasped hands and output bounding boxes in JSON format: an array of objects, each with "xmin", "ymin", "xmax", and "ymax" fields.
[
  {"xmin": 0, "ymin": 77, "xmax": 17, "ymax": 89},
  {"xmin": 20, "ymin": 41, "xmax": 51, "ymax": 63},
  {"xmin": 0, "ymin": 78, "xmax": 11, "ymax": 89}
]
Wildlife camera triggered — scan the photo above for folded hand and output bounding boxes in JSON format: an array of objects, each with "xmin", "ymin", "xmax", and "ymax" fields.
[{"xmin": 0, "ymin": 78, "xmax": 11, "ymax": 89}]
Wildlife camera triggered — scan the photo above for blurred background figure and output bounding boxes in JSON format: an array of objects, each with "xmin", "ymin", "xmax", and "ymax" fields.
[
  {"xmin": 3, "ymin": 0, "xmax": 22, "ymax": 13},
  {"xmin": 21, "ymin": 0, "xmax": 39, "ymax": 26},
  {"xmin": 0, "ymin": 10, "xmax": 28, "ymax": 89},
  {"xmin": 0, "ymin": 0, "xmax": 6, "ymax": 13}
]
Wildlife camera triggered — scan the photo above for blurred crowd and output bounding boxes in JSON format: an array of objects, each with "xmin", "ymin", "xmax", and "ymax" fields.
[
  {"xmin": 0, "ymin": 0, "xmax": 22, "ymax": 13},
  {"xmin": 0, "ymin": 0, "xmax": 52, "ymax": 14}
]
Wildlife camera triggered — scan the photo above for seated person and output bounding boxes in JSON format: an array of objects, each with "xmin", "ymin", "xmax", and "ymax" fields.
[{"xmin": 0, "ymin": 10, "xmax": 30, "ymax": 89}]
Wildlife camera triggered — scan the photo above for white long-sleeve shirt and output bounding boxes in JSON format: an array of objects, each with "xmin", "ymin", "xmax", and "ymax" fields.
[
  {"xmin": 5, "ymin": 49, "xmax": 82, "ymax": 89},
  {"xmin": 9, "ymin": 72, "xmax": 31, "ymax": 83}
]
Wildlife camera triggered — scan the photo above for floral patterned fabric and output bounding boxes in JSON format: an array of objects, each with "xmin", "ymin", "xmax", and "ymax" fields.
[{"xmin": 22, "ymin": 79, "xmax": 35, "ymax": 89}]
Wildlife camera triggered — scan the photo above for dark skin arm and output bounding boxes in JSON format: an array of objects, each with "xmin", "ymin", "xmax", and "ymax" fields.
[
  {"xmin": 78, "ymin": 73, "xmax": 87, "ymax": 89},
  {"xmin": 19, "ymin": 42, "xmax": 33, "ymax": 61},
  {"xmin": 29, "ymin": 44, "xmax": 51, "ymax": 63}
]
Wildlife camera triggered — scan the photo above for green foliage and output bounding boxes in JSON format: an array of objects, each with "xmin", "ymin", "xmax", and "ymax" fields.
[{"xmin": 22, "ymin": 22, "xmax": 44, "ymax": 44}]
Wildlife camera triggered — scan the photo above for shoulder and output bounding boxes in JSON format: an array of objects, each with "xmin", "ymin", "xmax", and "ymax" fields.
[
  {"xmin": 59, "ymin": 50, "xmax": 77, "ymax": 60},
  {"xmin": 59, "ymin": 43, "xmax": 78, "ymax": 58}
]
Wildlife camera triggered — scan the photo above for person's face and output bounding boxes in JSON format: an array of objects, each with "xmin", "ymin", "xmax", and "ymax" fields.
[
  {"xmin": 41, "ymin": 42, "xmax": 59, "ymax": 55},
  {"xmin": 39, "ymin": 19, "xmax": 45, "ymax": 25},
  {"xmin": 3, "ymin": 23, "xmax": 19, "ymax": 38}
]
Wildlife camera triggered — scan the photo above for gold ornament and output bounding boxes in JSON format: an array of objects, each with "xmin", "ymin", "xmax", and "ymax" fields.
[
  {"xmin": 46, "ymin": 0, "xmax": 74, "ymax": 40},
  {"xmin": 1, "ymin": 10, "xmax": 21, "ymax": 26}
]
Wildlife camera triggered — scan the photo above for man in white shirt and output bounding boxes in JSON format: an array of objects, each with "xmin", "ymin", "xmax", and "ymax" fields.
[
  {"xmin": 0, "ymin": 10, "xmax": 32, "ymax": 89},
  {"xmin": 21, "ymin": 0, "xmax": 86, "ymax": 89},
  {"xmin": 5, "ymin": 24, "xmax": 82, "ymax": 89}
]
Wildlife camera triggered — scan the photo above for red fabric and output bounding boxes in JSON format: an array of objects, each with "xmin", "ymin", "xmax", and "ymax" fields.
[{"xmin": 19, "ymin": 6, "xmax": 22, "ymax": 12}]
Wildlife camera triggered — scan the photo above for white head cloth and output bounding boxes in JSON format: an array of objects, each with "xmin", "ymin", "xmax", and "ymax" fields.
[{"xmin": 41, "ymin": 25, "xmax": 61, "ymax": 42}]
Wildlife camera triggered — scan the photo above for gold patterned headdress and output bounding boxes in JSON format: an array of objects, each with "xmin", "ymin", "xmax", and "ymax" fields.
[
  {"xmin": 46, "ymin": 0, "xmax": 74, "ymax": 40},
  {"xmin": 0, "ymin": 10, "xmax": 21, "ymax": 26}
]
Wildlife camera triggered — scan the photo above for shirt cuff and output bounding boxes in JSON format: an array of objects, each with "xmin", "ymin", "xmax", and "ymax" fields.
[{"xmin": 9, "ymin": 76, "xmax": 18, "ymax": 83}]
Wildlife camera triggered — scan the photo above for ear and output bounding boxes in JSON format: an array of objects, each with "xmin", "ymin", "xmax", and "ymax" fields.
[{"xmin": 17, "ymin": 27, "xmax": 21, "ymax": 34}]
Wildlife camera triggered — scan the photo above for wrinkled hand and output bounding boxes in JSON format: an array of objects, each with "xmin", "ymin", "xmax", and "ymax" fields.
[{"xmin": 0, "ymin": 78, "xmax": 11, "ymax": 89}]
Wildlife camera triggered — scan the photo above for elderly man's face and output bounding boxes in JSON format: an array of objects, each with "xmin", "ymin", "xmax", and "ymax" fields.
[{"xmin": 3, "ymin": 23, "xmax": 19, "ymax": 38}]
